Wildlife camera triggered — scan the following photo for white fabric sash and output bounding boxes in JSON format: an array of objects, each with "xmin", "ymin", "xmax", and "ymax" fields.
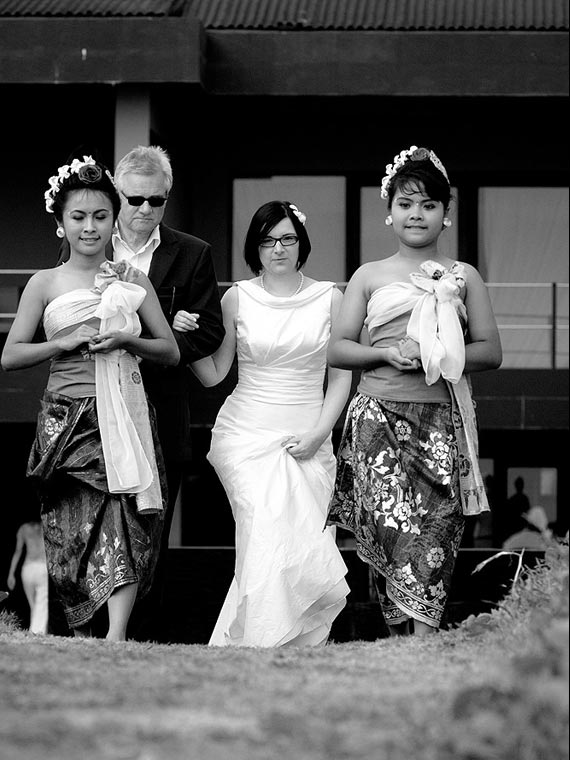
[
  {"xmin": 93, "ymin": 265, "xmax": 163, "ymax": 514},
  {"xmin": 366, "ymin": 260, "xmax": 468, "ymax": 386}
]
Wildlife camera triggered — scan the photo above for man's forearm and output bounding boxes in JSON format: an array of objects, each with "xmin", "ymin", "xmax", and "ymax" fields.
[{"xmin": 176, "ymin": 316, "xmax": 225, "ymax": 364}]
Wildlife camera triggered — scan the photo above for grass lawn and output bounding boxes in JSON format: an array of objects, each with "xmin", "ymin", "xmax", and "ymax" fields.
[{"xmin": 0, "ymin": 543, "xmax": 568, "ymax": 760}]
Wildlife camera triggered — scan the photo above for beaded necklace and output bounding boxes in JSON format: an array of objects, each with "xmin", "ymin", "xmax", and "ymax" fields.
[{"xmin": 260, "ymin": 271, "xmax": 304, "ymax": 297}]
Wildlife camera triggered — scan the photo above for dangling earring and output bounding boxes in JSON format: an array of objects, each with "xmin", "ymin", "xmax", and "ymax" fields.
[
  {"xmin": 56, "ymin": 227, "xmax": 65, "ymax": 238},
  {"xmin": 443, "ymin": 218, "xmax": 452, "ymax": 228},
  {"xmin": 385, "ymin": 215, "xmax": 393, "ymax": 226}
]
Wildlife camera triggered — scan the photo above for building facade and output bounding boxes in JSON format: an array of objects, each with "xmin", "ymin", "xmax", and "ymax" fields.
[{"xmin": 0, "ymin": 0, "xmax": 568, "ymax": 549}]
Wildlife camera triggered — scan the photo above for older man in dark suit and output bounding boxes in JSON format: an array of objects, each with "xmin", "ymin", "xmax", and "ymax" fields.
[{"xmin": 59, "ymin": 145, "xmax": 225, "ymax": 640}]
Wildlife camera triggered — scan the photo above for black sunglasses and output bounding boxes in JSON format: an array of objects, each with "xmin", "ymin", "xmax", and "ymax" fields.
[{"xmin": 121, "ymin": 192, "xmax": 168, "ymax": 207}]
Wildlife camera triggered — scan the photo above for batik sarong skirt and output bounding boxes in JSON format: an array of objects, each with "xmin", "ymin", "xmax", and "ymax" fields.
[
  {"xmin": 26, "ymin": 391, "xmax": 165, "ymax": 629},
  {"xmin": 327, "ymin": 392, "xmax": 465, "ymax": 628}
]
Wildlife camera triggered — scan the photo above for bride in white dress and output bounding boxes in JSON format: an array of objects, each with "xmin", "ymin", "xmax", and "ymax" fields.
[{"xmin": 175, "ymin": 201, "xmax": 352, "ymax": 647}]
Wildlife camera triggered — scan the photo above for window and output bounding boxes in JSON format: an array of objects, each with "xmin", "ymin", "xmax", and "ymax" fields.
[
  {"xmin": 506, "ymin": 467, "xmax": 558, "ymax": 527},
  {"xmin": 479, "ymin": 188, "xmax": 569, "ymax": 369}
]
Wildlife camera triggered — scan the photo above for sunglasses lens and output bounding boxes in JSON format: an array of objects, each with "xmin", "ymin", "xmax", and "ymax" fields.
[{"xmin": 125, "ymin": 196, "xmax": 167, "ymax": 207}]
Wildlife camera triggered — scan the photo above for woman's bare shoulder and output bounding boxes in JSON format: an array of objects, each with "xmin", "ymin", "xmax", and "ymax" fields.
[{"xmin": 346, "ymin": 257, "xmax": 402, "ymax": 297}]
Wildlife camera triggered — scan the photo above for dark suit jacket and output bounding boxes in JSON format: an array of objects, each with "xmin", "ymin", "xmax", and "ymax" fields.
[{"xmin": 58, "ymin": 224, "xmax": 225, "ymax": 462}]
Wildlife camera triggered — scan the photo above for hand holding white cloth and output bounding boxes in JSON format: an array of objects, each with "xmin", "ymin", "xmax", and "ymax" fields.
[
  {"xmin": 93, "ymin": 264, "xmax": 163, "ymax": 514},
  {"xmin": 407, "ymin": 263, "xmax": 467, "ymax": 385}
]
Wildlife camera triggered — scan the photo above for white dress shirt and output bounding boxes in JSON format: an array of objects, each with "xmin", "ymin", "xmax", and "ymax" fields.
[{"xmin": 112, "ymin": 225, "xmax": 161, "ymax": 276}]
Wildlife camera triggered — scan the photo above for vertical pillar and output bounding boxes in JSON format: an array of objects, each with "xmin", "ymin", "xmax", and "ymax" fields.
[
  {"xmin": 113, "ymin": 83, "xmax": 183, "ymax": 546},
  {"xmin": 114, "ymin": 84, "xmax": 151, "ymax": 167}
]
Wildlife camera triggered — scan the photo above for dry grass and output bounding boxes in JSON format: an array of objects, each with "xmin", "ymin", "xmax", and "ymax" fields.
[{"xmin": 0, "ymin": 541, "xmax": 568, "ymax": 760}]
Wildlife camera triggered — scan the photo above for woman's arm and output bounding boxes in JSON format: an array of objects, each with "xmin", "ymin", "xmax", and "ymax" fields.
[
  {"xmin": 327, "ymin": 267, "xmax": 418, "ymax": 372},
  {"xmin": 89, "ymin": 274, "xmax": 180, "ymax": 366},
  {"xmin": 189, "ymin": 286, "xmax": 238, "ymax": 387},
  {"xmin": 463, "ymin": 264, "xmax": 503, "ymax": 372},
  {"xmin": 7, "ymin": 526, "xmax": 25, "ymax": 590}
]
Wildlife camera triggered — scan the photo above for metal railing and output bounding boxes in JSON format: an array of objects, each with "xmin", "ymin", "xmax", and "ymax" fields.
[{"xmin": 2, "ymin": 271, "xmax": 568, "ymax": 369}]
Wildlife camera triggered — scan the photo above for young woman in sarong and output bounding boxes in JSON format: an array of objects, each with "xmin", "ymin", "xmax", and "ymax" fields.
[
  {"xmin": 175, "ymin": 201, "xmax": 352, "ymax": 647},
  {"xmin": 326, "ymin": 146, "xmax": 502, "ymax": 635},
  {"xmin": 1, "ymin": 154, "xmax": 179, "ymax": 640}
]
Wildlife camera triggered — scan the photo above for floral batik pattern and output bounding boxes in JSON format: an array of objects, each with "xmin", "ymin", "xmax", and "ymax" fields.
[
  {"xmin": 27, "ymin": 391, "xmax": 165, "ymax": 629},
  {"xmin": 328, "ymin": 393, "xmax": 464, "ymax": 628}
]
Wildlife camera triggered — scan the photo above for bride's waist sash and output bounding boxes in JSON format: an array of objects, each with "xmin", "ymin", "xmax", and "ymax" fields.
[{"xmin": 234, "ymin": 365, "xmax": 324, "ymax": 405}]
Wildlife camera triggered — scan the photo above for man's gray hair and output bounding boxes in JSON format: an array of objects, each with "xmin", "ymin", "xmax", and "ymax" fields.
[{"xmin": 114, "ymin": 145, "xmax": 173, "ymax": 193}]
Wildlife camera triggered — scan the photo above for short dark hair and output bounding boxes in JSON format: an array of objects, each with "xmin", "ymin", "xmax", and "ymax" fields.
[
  {"xmin": 387, "ymin": 161, "xmax": 451, "ymax": 211},
  {"xmin": 243, "ymin": 200, "xmax": 311, "ymax": 275}
]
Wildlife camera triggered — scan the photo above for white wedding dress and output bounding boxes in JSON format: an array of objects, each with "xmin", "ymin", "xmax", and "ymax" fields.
[{"xmin": 208, "ymin": 279, "xmax": 349, "ymax": 647}]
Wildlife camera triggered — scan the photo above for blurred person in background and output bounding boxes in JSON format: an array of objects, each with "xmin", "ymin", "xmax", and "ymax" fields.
[{"xmin": 6, "ymin": 521, "xmax": 49, "ymax": 634}]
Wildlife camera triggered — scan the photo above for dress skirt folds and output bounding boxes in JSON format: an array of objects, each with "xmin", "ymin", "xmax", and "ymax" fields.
[{"xmin": 27, "ymin": 391, "xmax": 165, "ymax": 629}]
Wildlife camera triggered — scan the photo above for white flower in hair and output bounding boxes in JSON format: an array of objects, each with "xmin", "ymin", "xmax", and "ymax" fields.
[
  {"xmin": 44, "ymin": 155, "xmax": 112, "ymax": 213},
  {"xmin": 380, "ymin": 145, "xmax": 449, "ymax": 199},
  {"xmin": 289, "ymin": 204, "xmax": 307, "ymax": 225}
]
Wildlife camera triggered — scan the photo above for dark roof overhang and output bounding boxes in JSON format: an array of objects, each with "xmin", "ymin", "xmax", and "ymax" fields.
[
  {"xmin": 0, "ymin": 17, "xmax": 204, "ymax": 83},
  {"xmin": 0, "ymin": 12, "xmax": 566, "ymax": 96}
]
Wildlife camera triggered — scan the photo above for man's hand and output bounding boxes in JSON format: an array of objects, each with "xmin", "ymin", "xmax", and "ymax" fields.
[{"xmin": 172, "ymin": 311, "xmax": 200, "ymax": 333}]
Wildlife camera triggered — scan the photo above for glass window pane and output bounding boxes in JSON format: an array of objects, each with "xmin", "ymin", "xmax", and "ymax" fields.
[
  {"xmin": 232, "ymin": 177, "xmax": 346, "ymax": 282},
  {"xmin": 506, "ymin": 467, "xmax": 558, "ymax": 527},
  {"xmin": 556, "ymin": 284, "xmax": 569, "ymax": 369},
  {"xmin": 487, "ymin": 283, "xmax": 560, "ymax": 368},
  {"xmin": 479, "ymin": 188, "xmax": 569, "ymax": 369}
]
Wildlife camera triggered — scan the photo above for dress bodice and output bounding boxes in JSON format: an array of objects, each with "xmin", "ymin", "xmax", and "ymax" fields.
[
  {"xmin": 43, "ymin": 290, "xmax": 102, "ymax": 396},
  {"xmin": 359, "ymin": 260, "xmax": 467, "ymax": 402},
  {"xmin": 43, "ymin": 289, "xmax": 101, "ymax": 340},
  {"xmin": 234, "ymin": 280, "xmax": 335, "ymax": 404},
  {"xmin": 42, "ymin": 262, "xmax": 146, "ymax": 404}
]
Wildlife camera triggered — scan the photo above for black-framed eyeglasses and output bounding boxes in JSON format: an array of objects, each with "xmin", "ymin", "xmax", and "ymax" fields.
[
  {"xmin": 259, "ymin": 234, "xmax": 299, "ymax": 248},
  {"xmin": 121, "ymin": 192, "xmax": 168, "ymax": 207}
]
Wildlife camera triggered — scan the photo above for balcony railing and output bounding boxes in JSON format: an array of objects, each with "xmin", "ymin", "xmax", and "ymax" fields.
[{"xmin": 2, "ymin": 272, "xmax": 568, "ymax": 370}]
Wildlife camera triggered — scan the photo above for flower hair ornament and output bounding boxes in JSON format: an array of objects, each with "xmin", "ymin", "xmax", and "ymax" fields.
[
  {"xmin": 380, "ymin": 145, "xmax": 449, "ymax": 200},
  {"xmin": 44, "ymin": 155, "xmax": 114, "ymax": 213},
  {"xmin": 289, "ymin": 204, "xmax": 307, "ymax": 225}
]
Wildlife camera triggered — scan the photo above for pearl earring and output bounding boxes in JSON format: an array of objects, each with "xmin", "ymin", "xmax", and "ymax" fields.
[
  {"xmin": 443, "ymin": 218, "xmax": 452, "ymax": 228},
  {"xmin": 56, "ymin": 227, "xmax": 65, "ymax": 238},
  {"xmin": 385, "ymin": 215, "xmax": 393, "ymax": 226}
]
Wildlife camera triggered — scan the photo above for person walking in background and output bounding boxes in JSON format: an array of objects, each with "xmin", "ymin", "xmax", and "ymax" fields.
[
  {"xmin": 179, "ymin": 200, "xmax": 352, "ymax": 647},
  {"xmin": 327, "ymin": 145, "xmax": 502, "ymax": 636},
  {"xmin": 6, "ymin": 521, "xmax": 49, "ymax": 634},
  {"xmin": 2, "ymin": 153, "xmax": 180, "ymax": 640},
  {"xmin": 501, "ymin": 475, "xmax": 532, "ymax": 543},
  {"xmin": 59, "ymin": 145, "xmax": 225, "ymax": 641}
]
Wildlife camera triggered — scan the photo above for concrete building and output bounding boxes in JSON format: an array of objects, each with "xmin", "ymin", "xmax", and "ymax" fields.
[{"xmin": 1, "ymin": 0, "xmax": 568, "ymax": 562}]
